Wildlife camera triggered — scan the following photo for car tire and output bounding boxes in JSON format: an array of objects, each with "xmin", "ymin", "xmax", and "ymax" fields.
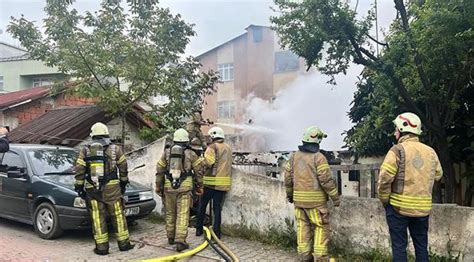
[{"xmin": 33, "ymin": 202, "xmax": 63, "ymax": 239}]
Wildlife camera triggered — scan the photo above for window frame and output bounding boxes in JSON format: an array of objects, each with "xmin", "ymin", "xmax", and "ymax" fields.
[
  {"xmin": 217, "ymin": 101, "xmax": 235, "ymax": 119},
  {"xmin": 218, "ymin": 63, "xmax": 234, "ymax": 82}
]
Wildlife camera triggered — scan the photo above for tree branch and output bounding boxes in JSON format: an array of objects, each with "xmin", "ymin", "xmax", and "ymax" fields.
[
  {"xmin": 365, "ymin": 33, "xmax": 390, "ymax": 49},
  {"xmin": 394, "ymin": 0, "xmax": 431, "ymax": 91}
]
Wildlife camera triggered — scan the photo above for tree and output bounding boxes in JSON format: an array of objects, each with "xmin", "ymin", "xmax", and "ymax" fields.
[
  {"xmin": 272, "ymin": 0, "xmax": 473, "ymax": 203},
  {"xmin": 8, "ymin": 0, "xmax": 218, "ymax": 146}
]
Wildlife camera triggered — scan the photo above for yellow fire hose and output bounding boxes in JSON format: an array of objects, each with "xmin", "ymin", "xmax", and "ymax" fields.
[
  {"xmin": 209, "ymin": 228, "xmax": 240, "ymax": 262},
  {"xmin": 142, "ymin": 227, "xmax": 212, "ymax": 262}
]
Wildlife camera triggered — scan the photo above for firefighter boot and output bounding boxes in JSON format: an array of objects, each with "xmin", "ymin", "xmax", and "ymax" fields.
[
  {"xmin": 118, "ymin": 241, "xmax": 135, "ymax": 252},
  {"xmin": 195, "ymin": 228, "xmax": 203, "ymax": 237},
  {"xmin": 94, "ymin": 247, "xmax": 109, "ymax": 256},
  {"xmin": 176, "ymin": 242, "xmax": 190, "ymax": 252}
]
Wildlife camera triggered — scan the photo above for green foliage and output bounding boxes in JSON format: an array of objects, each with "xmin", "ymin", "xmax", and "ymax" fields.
[
  {"xmin": 222, "ymin": 218, "xmax": 297, "ymax": 251},
  {"xmin": 8, "ymin": 0, "xmax": 218, "ymax": 143}
]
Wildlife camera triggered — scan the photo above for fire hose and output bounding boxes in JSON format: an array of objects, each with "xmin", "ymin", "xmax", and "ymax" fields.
[
  {"xmin": 210, "ymin": 228, "xmax": 240, "ymax": 262},
  {"xmin": 142, "ymin": 226, "xmax": 239, "ymax": 262}
]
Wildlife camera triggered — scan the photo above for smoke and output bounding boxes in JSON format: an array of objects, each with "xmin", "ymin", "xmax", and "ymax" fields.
[{"xmin": 244, "ymin": 66, "xmax": 361, "ymax": 151}]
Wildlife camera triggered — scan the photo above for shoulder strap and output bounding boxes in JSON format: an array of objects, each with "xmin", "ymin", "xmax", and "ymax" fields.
[{"xmin": 391, "ymin": 144, "xmax": 406, "ymax": 194}]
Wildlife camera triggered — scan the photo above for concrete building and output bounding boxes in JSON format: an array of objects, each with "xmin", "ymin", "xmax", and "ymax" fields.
[
  {"xmin": 197, "ymin": 25, "xmax": 310, "ymax": 138},
  {"xmin": 0, "ymin": 42, "xmax": 65, "ymax": 93}
]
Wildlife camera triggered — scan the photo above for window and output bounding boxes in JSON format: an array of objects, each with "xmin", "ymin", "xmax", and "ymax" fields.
[
  {"xmin": 2, "ymin": 151, "xmax": 26, "ymax": 170},
  {"xmin": 274, "ymin": 51, "xmax": 300, "ymax": 73},
  {"xmin": 217, "ymin": 101, "xmax": 235, "ymax": 119},
  {"xmin": 252, "ymin": 27, "xmax": 263, "ymax": 43},
  {"xmin": 32, "ymin": 78, "xmax": 53, "ymax": 87},
  {"xmin": 218, "ymin": 63, "xmax": 234, "ymax": 82},
  {"xmin": 0, "ymin": 76, "xmax": 4, "ymax": 90}
]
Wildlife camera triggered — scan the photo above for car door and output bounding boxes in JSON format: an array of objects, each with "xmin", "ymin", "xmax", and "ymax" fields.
[{"xmin": 0, "ymin": 150, "xmax": 31, "ymax": 219}]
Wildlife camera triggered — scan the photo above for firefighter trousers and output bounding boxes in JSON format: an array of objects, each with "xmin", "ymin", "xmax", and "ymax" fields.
[
  {"xmin": 87, "ymin": 186, "xmax": 130, "ymax": 252},
  {"xmin": 295, "ymin": 207, "xmax": 330, "ymax": 261},
  {"xmin": 164, "ymin": 191, "xmax": 192, "ymax": 243}
]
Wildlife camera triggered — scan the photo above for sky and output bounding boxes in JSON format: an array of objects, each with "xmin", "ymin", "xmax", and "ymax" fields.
[{"xmin": 0, "ymin": 0, "xmax": 397, "ymax": 150}]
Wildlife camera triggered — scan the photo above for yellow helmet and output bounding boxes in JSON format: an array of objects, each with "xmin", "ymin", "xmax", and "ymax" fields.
[
  {"xmin": 393, "ymin": 112, "xmax": 422, "ymax": 135},
  {"xmin": 90, "ymin": 122, "xmax": 109, "ymax": 137},
  {"xmin": 173, "ymin": 128, "xmax": 189, "ymax": 142},
  {"xmin": 208, "ymin": 126, "xmax": 225, "ymax": 139},
  {"xmin": 302, "ymin": 126, "xmax": 327, "ymax": 144}
]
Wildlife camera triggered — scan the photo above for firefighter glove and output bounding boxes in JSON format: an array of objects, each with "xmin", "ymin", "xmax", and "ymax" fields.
[
  {"xmin": 195, "ymin": 186, "xmax": 204, "ymax": 196},
  {"xmin": 120, "ymin": 181, "xmax": 128, "ymax": 195},
  {"xmin": 287, "ymin": 195, "xmax": 293, "ymax": 203},
  {"xmin": 74, "ymin": 185, "xmax": 86, "ymax": 200}
]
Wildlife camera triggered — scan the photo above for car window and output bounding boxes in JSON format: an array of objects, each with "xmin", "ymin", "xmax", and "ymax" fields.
[
  {"xmin": 28, "ymin": 149, "xmax": 77, "ymax": 175},
  {"xmin": 2, "ymin": 151, "xmax": 25, "ymax": 169}
]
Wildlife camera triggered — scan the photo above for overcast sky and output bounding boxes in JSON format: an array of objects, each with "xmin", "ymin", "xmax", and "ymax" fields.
[
  {"xmin": 0, "ymin": 0, "xmax": 396, "ymax": 56},
  {"xmin": 0, "ymin": 0, "xmax": 397, "ymax": 150}
]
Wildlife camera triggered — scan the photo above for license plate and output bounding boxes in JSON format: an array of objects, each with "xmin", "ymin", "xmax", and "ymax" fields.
[{"xmin": 124, "ymin": 206, "xmax": 140, "ymax": 217}]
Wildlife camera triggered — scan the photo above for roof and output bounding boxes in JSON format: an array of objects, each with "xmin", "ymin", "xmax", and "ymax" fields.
[
  {"xmin": 0, "ymin": 42, "xmax": 27, "ymax": 52},
  {"xmin": 195, "ymin": 25, "xmax": 270, "ymax": 60},
  {"xmin": 0, "ymin": 86, "xmax": 51, "ymax": 110},
  {"xmin": 8, "ymin": 105, "xmax": 152, "ymax": 146}
]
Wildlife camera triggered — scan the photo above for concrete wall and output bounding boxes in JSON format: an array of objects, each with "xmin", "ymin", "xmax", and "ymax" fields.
[
  {"xmin": 126, "ymin": 137, "xmax": 167, "ymax": 212},
  {"xmin": 125, "ymin": 140, "xmax": 474, "ymax": 259},
  {"xmin": 222, "ymin": 169, "xmax": 474, "ymax": 260},
  {"xmin": 0, "ymin": 59, "xmax": 63, "ymax": 92}
]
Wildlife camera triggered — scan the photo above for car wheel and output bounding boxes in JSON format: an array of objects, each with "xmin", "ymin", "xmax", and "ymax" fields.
[{"xmin": 33, "ymin": 202, "xmax": 63, "ymax": 239}]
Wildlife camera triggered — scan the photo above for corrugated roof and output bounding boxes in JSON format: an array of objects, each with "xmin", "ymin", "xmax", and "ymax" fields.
[
  {"xmin": 0, "ymin": 86, "xmax": 51, "ymax": 110},
  {"xmin": 8, "ymin": 105, "xmax": 151, "ymax": 146}
]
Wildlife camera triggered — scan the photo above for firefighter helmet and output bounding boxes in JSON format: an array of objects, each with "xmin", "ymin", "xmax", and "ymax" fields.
[
  {"xmin": 393, "ymin": 112, "xmax": 422, "ymax": 135},
  {"xmin": 208, "ymin": 126, "xmax": 225, "ymax": 139},
  {"xmin": 173, "ymin": 128, "xmax": 189, "ymax": 142},
  {"xmin": 302, "ymin": 126, "xmax": 327, "ymax": 144},
  {"xmin": 90, "ymin": 122, "xmax": 109, "ymax": 137}
]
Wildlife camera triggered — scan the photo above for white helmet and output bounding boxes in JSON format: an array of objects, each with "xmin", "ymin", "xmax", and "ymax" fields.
[
  {"xmin": 208, "ymin": 126, "xmax": 225, "ymax": 139},
  {"xmin": 173, "ymin": 128, "xmax": 189, "ymax": 142},
  {"xmin": 302, "ymin": 126, "xmax": 327, "ymax": 144},
  {"xmin": 90, "ymin": 122, "xmax": 109, "ymax": 137},
  {"xmin": 393, "ymin": 112, "xmax": 422, "ymax": 135}
]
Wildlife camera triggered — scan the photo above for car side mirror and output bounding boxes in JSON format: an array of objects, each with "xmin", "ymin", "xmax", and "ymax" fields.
[{"xmin": 7, "ymin": 167, "xmax": 27, "ymax": 179}]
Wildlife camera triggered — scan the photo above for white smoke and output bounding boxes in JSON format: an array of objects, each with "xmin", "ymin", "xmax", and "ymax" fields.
[{"xmin": 244, "ymin": 66, "xmax": 361, "ymax": 151}]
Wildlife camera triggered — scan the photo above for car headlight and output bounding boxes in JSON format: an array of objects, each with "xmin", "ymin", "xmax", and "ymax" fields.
[
  {"xmin": 139, "ymin": 191, "xmax": 153, "ymax": 201},
  {"xmin": 74, "ymin": 197, "xmax": 87, "ymax": 208}
]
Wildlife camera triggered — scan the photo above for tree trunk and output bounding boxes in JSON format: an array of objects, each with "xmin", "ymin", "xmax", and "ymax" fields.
[
  {"xmin": 434, "ymin": 133, "xmax": 456, "ymax": 203},
  {"xmin": 121, "ymin": 112, "xmax": 126, "ymax": 151}
]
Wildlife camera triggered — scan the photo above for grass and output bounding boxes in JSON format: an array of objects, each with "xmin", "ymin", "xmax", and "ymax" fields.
[{"xmin": 221, "ymin": 218, "xmax": 297, "ymax": 252}]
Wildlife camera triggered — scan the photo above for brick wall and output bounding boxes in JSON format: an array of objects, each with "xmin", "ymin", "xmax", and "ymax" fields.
[{"xmin": 4, "ymin": 93, "xmax": 97, "ymax": 128}]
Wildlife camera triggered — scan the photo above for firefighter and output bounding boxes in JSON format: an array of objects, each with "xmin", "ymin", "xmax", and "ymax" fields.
[
  {"xmin": 185, "ymin": 110, "xmax": 210, "ymax": 148},
  {"xmin": 0, "ymin": 126, "xmax": 9, "ymax": 153},
  {"xmin": 283, "ymin": 126, "xmax": 340, "ymax": 262},
  {"xmin": 195, "ymin": 126, "xmax": 232, "ymax": 239},
  {"xmin": 155, "ymin": 128, "xmax": 204, "ymax": 251},
  {"xmin": 378, "ymin": 112, "xmax": 443, "ymax": 262},
  {"xmin": 189, "ymin": 137, "xmax": 204, "ymax": 156},
  {"xmin": 74, "ymin": 122, "xmax": 134, "ymax": 255}
]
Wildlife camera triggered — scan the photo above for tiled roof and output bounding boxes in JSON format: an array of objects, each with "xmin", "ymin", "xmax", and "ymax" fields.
[{"xmin": 0, "ymin": 87, "xmax": 51, "ymax": 110}]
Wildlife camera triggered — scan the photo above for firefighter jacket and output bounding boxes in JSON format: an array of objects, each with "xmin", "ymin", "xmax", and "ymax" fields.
[
  {"xmin": 377, "ymin": 134, "xmax": 443, "ymax": 217},
  {"xmin": 203, "ymin": 139, "xmax": 232, "ymax": 191},
  {"xmin": 156, "ymin": 147, "xmax": 204, "ymax": 193},
  {"xmin": 74, "ymin": 142, "xmax": 128, "ymax": 193},
  {"xmin": 283, "ymin": 150, "xmax": 339, "ymax": 209}
]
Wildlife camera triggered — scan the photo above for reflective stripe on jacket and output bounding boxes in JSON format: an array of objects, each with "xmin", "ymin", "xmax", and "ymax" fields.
[
  {"xmin": 377, "ymin": 135, "xmax": 443, "ymax": 217},
  {"xmin": 283, "ymin": 151, "xmax": 339, "ymax": 209},
  {"xmin": 203, "ymin": 140, "xmax": 232, "ymax": 191}
]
